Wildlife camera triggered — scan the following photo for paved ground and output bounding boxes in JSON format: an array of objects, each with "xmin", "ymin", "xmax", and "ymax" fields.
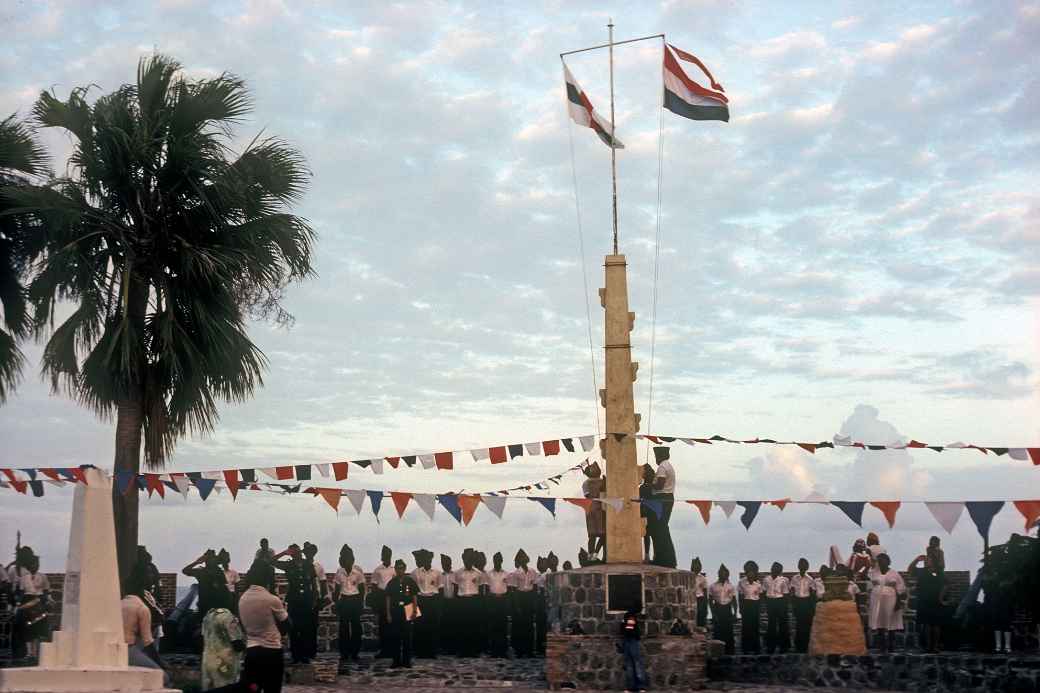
[{"xmin": 283, "ymin": 687, "xmax": 901, "ymax": 692}]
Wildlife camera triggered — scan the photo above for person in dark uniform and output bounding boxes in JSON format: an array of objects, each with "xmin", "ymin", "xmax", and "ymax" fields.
[
  {"xmin": 385, "ymin": 559, "xmax": 420, "ymax": 668},
  {"xmin": 272, "ymin": 544, "xmax": 317, "ymax": 664},
  {"xmin": 485, "ymin": 552, "xmax": 510, "ymax": 657},
  {"xmin": 737, "ymin": 560, "xmax": 763, "ymax": 654},
  {"xmin": 790, "ymin": 558, "xmax": 818, "ymax": 653},
  {"xmin": 709, "ymin": 564, "xmax": 737, "ymax": 655},
  {"xmin": 370, "ymin": 546, "xmax": 395, "ymax": 658},
  {"xmin": 508, "ymin": 549, "xmax": 538, "ymax": 658},
  {"xmin": 410, "ymin": 549, "xmax": 442, "ymax": 658},
  {"xmin": 534, "ymin": 556, "xmax": 549, "ymax": 656},
  {"xmin": 454, "ymin": 549, "xmax": 483, "ymax": 657},
  {"xmin": 691, "ymin": 557, "xmax": 709, "ymax": 628},
  {"xmin": 639, "ymin": 464, "xmax": 658, "ymax": 561},
  {"xmin": 473, "ymin": 550, "xmax": 490, "ymax": 655},
  {"xmin": 439, "ymin": 553, "xmax": 457, "ymax": 655},
  {"xmin": 333, "ymin": 544, "xmax": 366, "ymax": 663},
  {"xmin": 182, "ymin": 549, "xmax": 232, "ymax": 622}
]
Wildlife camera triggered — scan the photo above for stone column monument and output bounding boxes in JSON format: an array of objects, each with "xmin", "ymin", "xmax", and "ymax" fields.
[{"xmin": 0, "ymin": 467, "xmax": 177, "ymax": 692}]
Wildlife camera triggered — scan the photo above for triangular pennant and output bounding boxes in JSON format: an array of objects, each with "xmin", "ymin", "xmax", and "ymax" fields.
[
  {"xmin": 135, "ymin": 476, "xmax": 148, "ymax": 491},
  {"xmin": 599, "ymin": 497, "xmax": 624, "ymax": 512},
  {"xmin": 508, "ymin": 444, "xmax": 525, "ymax": 459},
  {"xmin": 345, "ymin": 489, "xmax": 366, "ymax": 515},
  {"xmin": 413, "ymin": 493, "xmax": 437, "ymax": 520},
  {"xmin": 680, "ymin": 438, "xmax": 697, "ymax": 446},
  {"xmin": 471, "ymin": 448, "xmax": 490, "ymax": 462},
  {"xmin": 315, "ymin": 463, "xmax": 330, "ymax": 477},
  {"xmin": 317, "ymin": 488, "xmax": 341, "ymax": 512},
  {"xmin": 988, "ymin": 448, "xmax": 1008, "ymax": 456},
  {"xmin": 1012, "ymin": 500, "xmax": 1040, "ymax": 531},
  {"xmin": 531, "ymin": 497, "xmax": 556, "ymax": 516},
  {"xmin": 223, "ymin": 470, "xmax": 240, "ymax": 500},
  {"xmin": 542, "ymin": 440, "xmax": 561, "ymax": 456},
  {"xmin": 566, "ymin": 498, "xmax": 594, "ymax": 512},
  {"xmin": 481, "ymin": 495, "xmax": 507, "ymax": 518},
  {"xmin": 332, "ymin": 462, "xmax": 349, "ymax": 481},
  {"xmin": 144, "ymin": 473, "xmax": 165, "ymax": 499},
  {"xmin": 769, "ymin": 498, "xmax": 790, "ymax": 511},
  {"xmin": 489, "ymin": 446, "xmax": 508, "ymax": 464},
  {"xmin": 1008, "ymin": 449, "xmax": 1029, "ymax": 461},
  {"xmin": 715, "ymin": 501, "xmax": 736, "ymax": 518},
  {"xmin": 294, "ymin": 465, "xmax": 312, "ymax": 481},
  {"xmin": 439, "ymin": 495, "xmax": 462, "ymax": 523},
  {"xmin": 391, "ymin": 491, "xmax": 413, "ymax": 518},
  {"xmin": 906, "ymin": 440, "xmax": 928, "ymax": 448},
  {"xmin": 384, "ymin": 457, "xmax": 400, "ymax": 469},
  {"xmin": 1028, "ymin": 449, "xmax": 1040, "ymax": 466},
  {"xmin": 561, "ymin": 438, "xmax": 575, "ymax": 452},
  {"xmin": 966, "ymin": 501, "xmax": 1004, "ymax": 540},
  {"xmin": 644, "ymin": 435, "xmax": 661, "ymax": 444},
  {"xmin": 352, "ymin": 459, "xmax": 371, "ymax": 469},
  {"xmin": 29, "ymin": 480, "xmax": 44, "ymax": 497},
  {"xmin": 39, "ymin": 468, "xmax": 62, "ymax": 482},
  {"xmin": 525, "ymin": 442, "xmax": 543, "ymax": 456},
  {"xmin": 115, "ymin": 472, "xmax": 136, "ymax": 495},
  {"xmin": 688, "ymin": 500, "xmax": 712, "ymax": 524},
  {"xmin": 194, "ymin": 477, "xmax": 217, "ymax": 501},
  {"xmin": 370, "ymin": 458, "xmax": 384, "ymax": 475},
  {"xmin": 737, "ymin": 501, "xmax": 761, "ymax": 530},
  {"xmin": 11, "ymin": 479, "xmax": 27, "ymax": 494},
  {"xmin": 259, "ymin": 467, "xmax": 279, "ymax": 480},
  {"xmin": 367, "ymin": 491, "xmax": 384, "ymax": 518},
  {"xmin": 796, "ymin": 443, "xmax": 817, "ymax": 454},
  {"xmin": 202, "ymin": 471, "xmax": 223, "ymax": 480},
  {"xmin": 434, "ymin": 452, "xmax": 453, "ymax": 470},
  {"xmin": 275, "ymin": 466, "xmax": 294, "ymax": 480},
  {"xmin": 641, "ymin": 498, "xmax": 663, "ymax": 520},
  {"xmin": 653, "ymin": 446, "xmax": 670, "ymax": 463},
  {"xmin": 579, "ymin": 435, "xmax": 595, "ymax": 452},
  {"xmin": 19, "ymin": 468, "xmax": 37, "ymax": 481},
  {"xmin": 419, "ymin": 454, "xmax": 436, "ymax": 469},
  {"xmin": 831, "ymin": 501, "xmax": 866, "ymax": 527},
  {"xmin": 459, "ymin": 494, "xmax": 481, "ymax": 525},
  {"xmin": 171, "ymin": 474, "xmax": 191, "ymax": 499},
  {"xmin": 239, "ymin": 469, "xmax": 256, "ymax": 483},
  {"xmin": 870, "ymin": 501, "xmax": 901, "ymax": 529},
  {"xmin": 401, "ymin": 455, "xmax": 417, "ymax": 467},
  {"xmin": 925, "ymin": 502, "xmax": 963, "ymax": 534}
]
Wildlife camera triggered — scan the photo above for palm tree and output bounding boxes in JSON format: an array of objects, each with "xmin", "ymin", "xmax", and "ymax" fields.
[
  {"xmin": 0, "ymin": 114, "xmax": 47, "ymax": 403},
  {"xmin": 5, "ymin": 55, "xmax": 315, "ymax": 580}
]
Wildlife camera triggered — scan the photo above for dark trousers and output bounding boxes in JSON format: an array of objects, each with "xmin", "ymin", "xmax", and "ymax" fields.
[
  {"xmin": 242, "ymin": 646, "xmax": 284, "ymax": 693},
  {"xmin": 488, "ymin": 595, "xmax": 509, "ymax": 657},
  {"xmin": 696, "ymin": 596, "xmax": 708, "ymax": 628},
  {"xmin": 457, "ymin": 596, "xmax": 481, "ymax": 656},
  {"xmin": 414, "ymin": 594, "xmax": 441, "ymax": 657},
  {"xmin": 792, "ymin": 596, "xmax": 815, "ymax": 653},
  {"xmin": 535, "ymin": 590, "xmax": 547, "ymax": 654},
  {"xmin": 369, "ymin": 588, "xmax": 389, "ymax": 656},
  {"xmin": 440, "ymin": 597, "xmax": 457, "ymax": 654},
  {"xmin": 512, "ymin": 591, "xmax": 535, "ymax": 657},
  {"xmin": 336, "ymin": 595, "xmax": 363, "ymax": 659},
  {"xmin": 287, "ymin": 598, "xmax": 317, "ymax": 662},
  {"xmin": 712, "ymin": 602, "xmax": 735, "ymax": 654},
  {"xmin": 622, "ymin": 638, "xmax": 648, "ymax": 691},
  {"xmin": 766, "ymin": 597, "xmax": 789, "ymax": 653},
  {"xmin": 388, "ymin": 608, "xmax": 413, "ymax": 666},
  {"xmin": 651, "ymin": 493, "xmax": 676, "ymax": 568},
  {"xmin": 740, "ymin": 600, "xmax": 761, "ymax": 653}
]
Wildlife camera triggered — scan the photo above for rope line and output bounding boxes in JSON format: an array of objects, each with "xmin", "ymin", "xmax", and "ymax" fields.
[{"xmin": 644, "ymin": 61, "xmax": 666, "ymax": 464}]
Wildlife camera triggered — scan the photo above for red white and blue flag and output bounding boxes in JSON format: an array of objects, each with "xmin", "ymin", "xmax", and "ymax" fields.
[
  {"xmin": 563, "ymin": 64, "xmax": 624, "ymax": 149},
  {"xmin": 663, "ymin": 44, "xmax": 729, "ymax": 122}
]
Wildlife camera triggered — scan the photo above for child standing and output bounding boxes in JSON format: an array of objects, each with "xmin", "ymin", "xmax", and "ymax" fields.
[{"xmin": 620, "ymin": 609, "xmax": 648, "ymax": 692}]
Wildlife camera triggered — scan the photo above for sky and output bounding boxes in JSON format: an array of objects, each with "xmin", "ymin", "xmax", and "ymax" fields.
[{"xmin": 0, "ymin": 0, "xmax": 1038, "ymax": 580}]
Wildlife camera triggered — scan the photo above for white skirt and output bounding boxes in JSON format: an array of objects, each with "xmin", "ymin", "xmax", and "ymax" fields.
[{"xmin": 868, "ymin": 585, "xmax": 903, "ymax": 631}]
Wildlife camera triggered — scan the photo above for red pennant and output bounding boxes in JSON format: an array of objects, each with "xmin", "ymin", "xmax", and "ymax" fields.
[
  {"xmin": 1, "ymin": 469, "xmax": 17, "ymax": 484},
  {"xmin": 317, "ymin": 488, "xmax": 341, "ymax": 512},
  {"xmin": 769, "ymin": 498, "xmax": 790, "ymax": 511},
  {"xmin": 40, "ymin": 469, "xmax": 62, "ymax": 482},
  {"xmin": 870, "ymin": 501, "xmax": 901, "ymax": 528},
  {"xmin": 144, "ymin": 474, "xmax": 165, "ymax": 499},
  {"xmin": 688, "ymin": 500, "xmax": 712, "ymax": 524},
  {"xmin": 542, "ymin": 440, "xmax": 561, "ymax": 456},
  {"xmin": 488, "ymin": 446, "xmax": 508, "ymax": 464},
  {"xmin": 1028, "ymin": 449, "xmax": 1040, "ymax": 466},
  {"xmin": 796, "ymin": 443, "xmax": 817, "ymax": 454},
  {"xmin": 223, "ymin": 471, "xmax": 240, "ymax": 500},
  {"xmin": 1013, "ymin": 500, "xmax": 1040, "ymax": 531},
  {"xmin": 645, "ymin": 435, "xmax": 661, "ymax": 444},
  {"xmin": 332, "ymin": 462, "xmax": 349, "ymax": 481},
  {"xmin": 385, "ymin": 456, "xmax": 400, "ymax": 469},
  {"xmin": 70, "ymin": 468, "xmax": 87, "ymax": 484},
  {"xmin": 907, "ymin": 440, "xmax": 928, "ymax": 448},
  {"xmin": 566, "ymin": 498, "xmax": 593, "ymax": 512},
  {"xmin": 435, "ymin": 452, "xmax": 454, "ymax": 470},
  {"xmin": 11, "ymin": 480, "xmax": 27, "ymax": 494},
  {"xmin": 459, "ymin": 494, "xmax": 481, "ymax": 525},
  {"xmin": 275, "ymin": 466, "xmax": 294, "ymax": 480},
  {"xmin": 391, "ymin": 492, "xmax": 413, "ymax": 518}
]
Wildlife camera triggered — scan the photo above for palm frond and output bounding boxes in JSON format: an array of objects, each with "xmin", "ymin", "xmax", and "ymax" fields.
[{"xmin": 0, "ymin": 114, "xmax": 49, "ymax": 177}]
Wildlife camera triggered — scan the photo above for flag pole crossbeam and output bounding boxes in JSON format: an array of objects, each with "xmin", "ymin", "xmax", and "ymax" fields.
[{"xmin": 560, "ymin": 33, "xmax": 665, "ymax": 58}]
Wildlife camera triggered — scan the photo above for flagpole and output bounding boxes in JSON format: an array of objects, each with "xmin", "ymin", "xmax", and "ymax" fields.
[{"xmin": 608, "ymin": 19, "xmax": 619, "ymax": 255}]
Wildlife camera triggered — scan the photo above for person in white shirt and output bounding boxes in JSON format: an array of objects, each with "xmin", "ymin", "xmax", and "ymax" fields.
[
  {"xmin": 737, "ymin": 561, "xmax": 763, "ymax": 654},
  {"xmin": 371, "ymin": 545, "xmax": 396, "ymax": 658},
  {"xmin": 651, "ymin": 446, "xmax": 677, "ymax": 568},
  {"xmin": 507, "ymin": 549, "xmax": 538, "ymax": 658},
  {"xmin": 439, "ymin": 554, "xmax": 458, "ymax": 655},
  {"xmin": 708, "ymin": 564, "xmax": 737, "ymax": 654},
  {"xmin": 764, "ymin": 562, "xmax": 791, "ymax": 653},
  {"xmin": 867, "ymin": 553, "xmax": 906, "ymax": 652},
  {"xmin": 8, "ymin": 548, "xmax": 50, "ymax": 660},
  {"xmin": 238, "ymin": 561, "xmax": 289, "ymax": 692},
  {"xmin": 789, "ymin": 558, "xmax": 818, "ymax": 652},
  {"xmin": 410, "ymin": 548, "xmax": 442, "ymax": 659},
  {"xmin": 484, "ymin": 552, "xmax": 510, "ymax": 657},
  {"xmin": 454, "ymin": 548, "xmax": 484, "ymax": 657},
  {"xmin": 333, "ymin": 544, "xmax": 366, "ymax": 662},
  {"xmin": 691, "ymin": 557, "xmax": 709, "ymax": 628}
]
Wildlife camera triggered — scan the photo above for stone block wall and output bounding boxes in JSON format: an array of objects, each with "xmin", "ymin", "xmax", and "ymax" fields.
[{"xmin": 547, "ymin": 633, "xmax": 708, "ymax": 690}]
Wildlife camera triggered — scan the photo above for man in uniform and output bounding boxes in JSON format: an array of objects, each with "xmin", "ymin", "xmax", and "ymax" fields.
[
  {"xmin": 507, "ymin": 549, "xmax": 538, "ymax": 658},
  {"xmin": 534, "ymin": 556, "xmax": 549, "ymax": 655},
  {"xmin": 333, "ymin": 544, "xmax": 366, "ymax": 663},
  {"xmin": 789, "ymin": 558, "xmax": 818, "ymax": 653},
  {"xmin": 303, "ymin": 542, "xmax": 327, "ymax": 661},
  {"xmin": 371, "ymin": 546, "xmax": 395, "ymax": 658},
  {"xmin": 484, "ymin": 552, "xmax": 510, "ymax": 657},
  {"xmin": 439, "ymin": 553, "xmax": 457, "ymax": 655},
  {"xmin": 454, "ymin": 549, "xmax": 483, "ymax": 657},
  {"xmin": 473, "ymin": 550, "xmax": 490, "ymax": 654},
  {"xmin": 384, "ymin": 559, "xmax": 420, "ymax": 668},
  {"xmin": 651, "ymin": 446, "xmax": 677, "ymax": 568},
  {"xmin": 691, "ymin": 557, "xmax": 709, "ymax": 628},
  {"xmin": 9, "ymin": 547, "xmax": 50, "ymax": 660},
  {"xmin": 182, "ymin": 549, "xmax": 232, "ymax": 621},
  {"xmin": 272, "ymin": 543, "xmax": 317, "ymax": 664},
  {"xmin": 763, "ymin": 561, "xmax": 791, "ymax": 654},
  {"xmin": 411, "ymin": 549, "xmax": 442, "ymax": 658}
]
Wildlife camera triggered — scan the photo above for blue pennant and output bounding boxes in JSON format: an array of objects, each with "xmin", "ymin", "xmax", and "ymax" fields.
[
  {"xmin": 641, "ymin": 499, "xmax": 663, "ymax": 521},
  {"xmin": 438, "ymin": 495, "xmax": 462, "ymax": 523},
  {"xmin": 29, "ymin": 480, "xmax": 44, "ymax": 497},
  {"xmin": 531, "ymin": 497, "xmax": 557, "ymax": 517},
  {"xmin": 831, "ymin": 501, "xmax": 866, "ymax": 527},
  {"xmin": 193, "ymin": 477, "xmax": 217, "ymax": 501},
  {"xmin": 966, "ymin": 501, "xmax": 1004, "ymax": 540},
  {"xmin": 19, "ymin": 469, "xmax": 37, "ymax": 481},
  {"xmin": 738, "ymin": 501, "xmax": 761, "ymax": 530},
  {"xmin": 115, "ymin": 472, "xmax": 136, "ymax": 495},
  {"xmin": 367, "ymin": 490, "xmax": 383, "ymax": 518}
]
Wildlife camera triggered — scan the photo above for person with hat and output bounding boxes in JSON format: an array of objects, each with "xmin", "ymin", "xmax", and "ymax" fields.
[
  {"xmin": 271, "ymin": 543, "xmax": 318, "ymax": 664},
  {"xmin": 535, "ymin": 556, "xmax": 550, "ymax": 656},
  {"xmin": 439, "ymin": 553, "xmax": 458, "ymax": 655},
  {"xmin": 738, "ymin": 560, "xmax": 763, "ymax": 654},
  {"xmin": 484, "ymin": 552, "xmax": 511, "ymax": 657},
  {"xmin": 581, "ymin": 461, "xmax": 606, "ymax": 560},
  {"xmin": 385, "ymin": 558, "xmax": 420, "ymax": 668},
  {"xmin": 651, "ymin": 446, "xmax": 677, "ymax": 568},
  {"xmin": 370, "ymin": 546, "xmax": 395, "ymax": 658},
  {"xmin": 691, "ymin": 557, "xmax": 709, "ymax": 628},
  {"xmin": 410, "ymin": 548, "xmax": 442, "ymax": 658},
  {"xmin": 508, "ymin": 549, "xmax": 538, "ymax": 658},
  {"xmin": 183, "ymin": 548, "xmax": 232, "ymax": 622},
  {"xmin": 708, "ymin": 564, "xmax": 737, "ymax": 654},
  {"xmin": 454, "ymin": 549, "xmax": 484, "ymax": 657},
  {"xmin": 764, "ymin": 561, "xmax": 791, "ymax": 653},
  {"xmin": 333, "ymin": 544, "xmax": 366, "ymax": 663}
]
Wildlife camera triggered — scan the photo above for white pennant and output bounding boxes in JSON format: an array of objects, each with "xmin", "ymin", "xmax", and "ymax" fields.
[
  {"xmin": 202, "ymin": 471, "xmax": 223, "ymax": 480},
  {"xmin": 370, "ymin": 458, "xmax": 384, "ymax": 475},
  {"xmin": 412, "ymin": 493, "xmax": 437, "ymax": 520},
  {"xmin": 946, "ymin": 441, "xmax": 968, "ymax": 449},
  {"xmin": 715, "ymin": 501, "xmax": 737, "ymax": 518},
  {"xmin": 471, "ymin": 449, "xmax": 490, "ymax": 462},
  {"xmin": 525, "ymin": 442, "xmax": 542, "ymax": 456},
  {"xmin": 833, "ymin": 434, "xmax": 852, "ymax": 446},
  {"xmin": 344, "ymin": 489, "xmax": 367, "ymax": 515},
  {"xmin": 419, "ymin": 454, "xmax": 436, "ymax": 469},
  {"xmin": 599, "ymin": 497, "xmax": 624, "ymax": 512},
  {"xmin": 579, "ymin": 435, "xmax": 595, "ymax": 452},
  {"xmin": 1008, "ymin": 448, "xmax": 1029, "ymax": 461},
  {"xmin": 481, "ymin": 495, "xmax": 507, "ymax": 519},
  {"xmin": 173, "ymin": 476, "xmax": 192, "ymax": 499},
  {"xmin": 259, "ymin": 468, "xmax": 279, "ymax": 480},
  {"xmin": 315, "ymin": 463, "xmax": 330, "ymax": 477},
  {"xmin": 680, "ymin": 438, "xmax": 697, "ymax": 446},
  {"xmin": 925, "ymin": 502, "xmax": 964, "ymax": 534}
]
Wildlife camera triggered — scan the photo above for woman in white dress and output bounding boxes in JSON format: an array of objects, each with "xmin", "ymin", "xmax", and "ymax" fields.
[{"xmin": 867, "ymin": 553, "xmax": 906, "ymax": 652}]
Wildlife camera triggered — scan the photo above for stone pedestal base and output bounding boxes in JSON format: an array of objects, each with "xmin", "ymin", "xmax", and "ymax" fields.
[
  {"xmin": 0, "ymin": 666, "xmax": 177, "ymax": 693},
  {"xmin": 809, "ymin": 600, "xmax": 867, "ymax": 656},
  {"xmin": 547, "ymin": 634, "xmax": 707, "ymax": 690}
]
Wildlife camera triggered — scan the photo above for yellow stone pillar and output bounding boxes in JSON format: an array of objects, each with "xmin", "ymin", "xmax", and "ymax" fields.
[{"xmin": 600, "ymin": 254, "xmax": 643, "ymax": 563}]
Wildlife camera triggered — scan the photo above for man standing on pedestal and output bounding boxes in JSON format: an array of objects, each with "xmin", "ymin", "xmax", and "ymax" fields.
[{"xmin": 651, "ymin": 446, "xmax": 677, "ymax": 568}]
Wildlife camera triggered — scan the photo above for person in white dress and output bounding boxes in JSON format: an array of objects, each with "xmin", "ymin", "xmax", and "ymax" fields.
[{"xmin": 867, "ymin": 553, "xmax": 906, "ymax": 652}]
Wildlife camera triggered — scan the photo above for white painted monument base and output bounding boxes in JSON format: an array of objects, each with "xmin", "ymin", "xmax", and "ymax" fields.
[{"xmin": 0, "ymin": 468, "xmax": 178, "ymax": 692}]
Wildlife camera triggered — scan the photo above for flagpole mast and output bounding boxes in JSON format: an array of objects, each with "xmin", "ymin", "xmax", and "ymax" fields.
[{"xmin": 608, "ymin": 19, "xmax": 619, "ymax": 255}]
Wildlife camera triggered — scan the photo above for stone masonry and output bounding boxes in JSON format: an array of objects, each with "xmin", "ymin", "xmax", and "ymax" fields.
[{"xmin": 547, "ymin": 634, "xmax": 708, "ymax": 690}]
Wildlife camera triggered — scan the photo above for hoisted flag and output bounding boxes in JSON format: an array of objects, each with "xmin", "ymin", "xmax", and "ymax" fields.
[
  {"xmin": 563, "ymin": 64, "xmax": 624, "ymax": 149},
  {"xmin": 663, "ymin": 44, "xmax": 729, "ymax": 122}
]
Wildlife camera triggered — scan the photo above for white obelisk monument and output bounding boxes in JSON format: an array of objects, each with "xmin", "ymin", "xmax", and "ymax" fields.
[{"xmin": 0, "ymin": 467, "xmax": 177, "ymax": 692}]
